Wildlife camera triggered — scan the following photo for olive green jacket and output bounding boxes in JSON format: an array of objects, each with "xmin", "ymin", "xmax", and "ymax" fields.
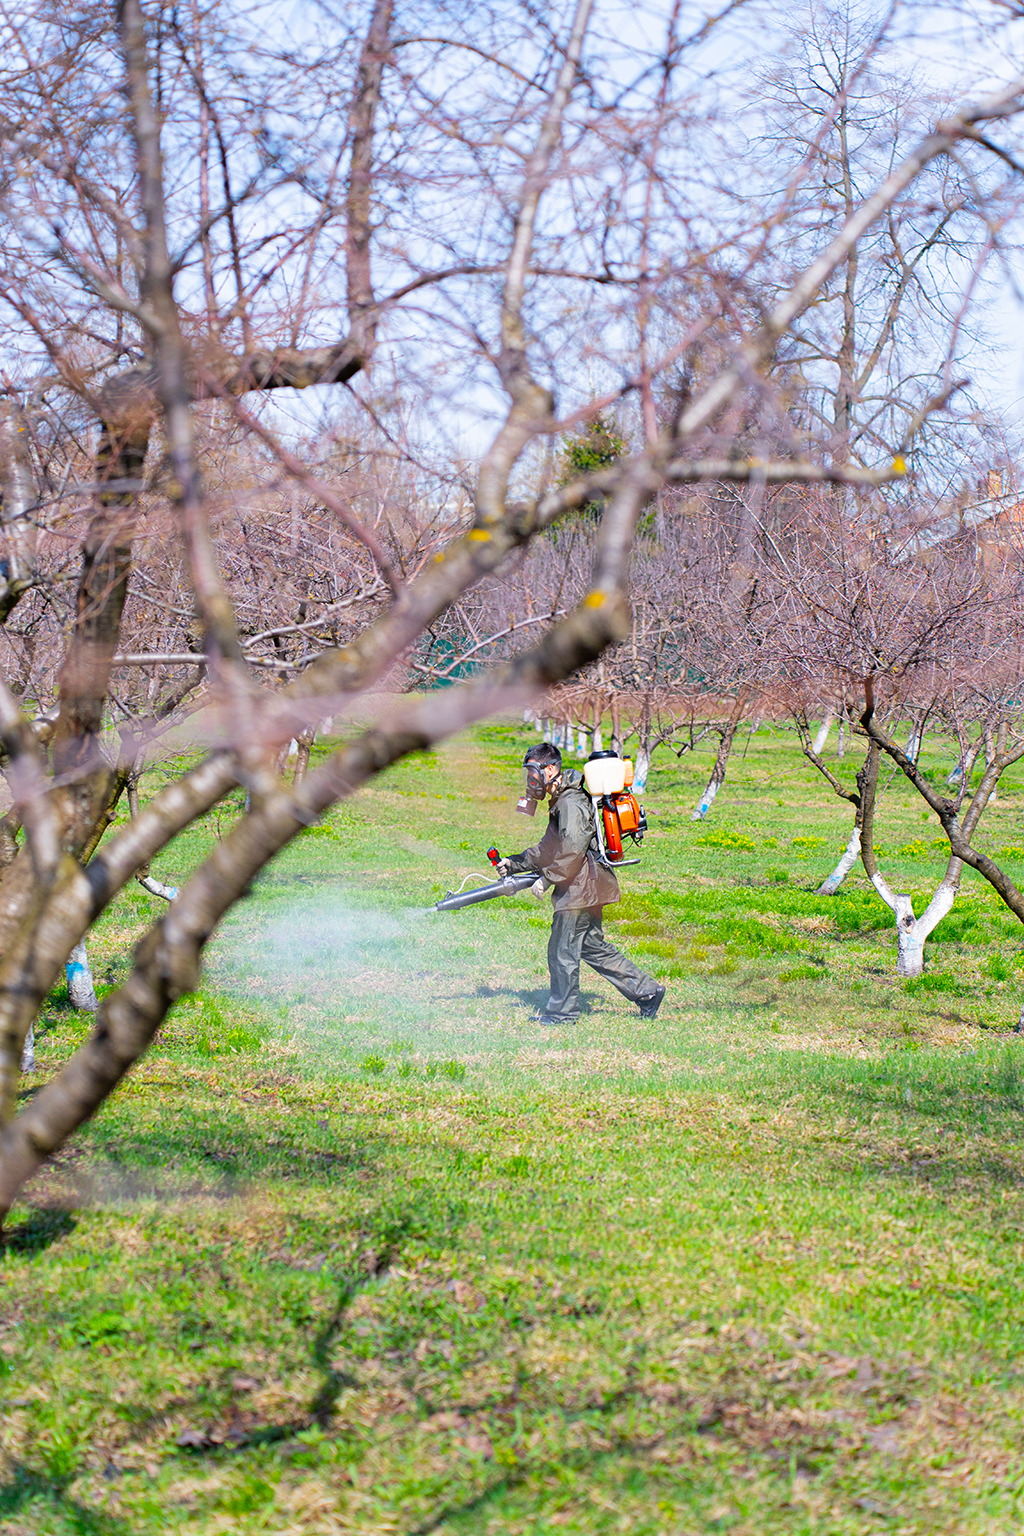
[{"xmin": 507, "ymin": 770, "xmax": 620, "ymax": 910}]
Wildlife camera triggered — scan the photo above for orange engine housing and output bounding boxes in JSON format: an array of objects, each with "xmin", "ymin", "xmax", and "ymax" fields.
[
  {"xmin": 600, "ymin": 791, "xmax": 645, "ymax": 862},
  {"xmin": 614, "ymin": 792, "xmax": 642, "ymax": 836}
]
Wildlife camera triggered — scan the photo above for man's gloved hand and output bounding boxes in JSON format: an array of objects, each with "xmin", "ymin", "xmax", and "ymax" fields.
[
  {"xmin": 530, "ymin": 877, "xmax": 549, "ymax": 900},
  {"xmin": 494, "ymin": 858, "xmax": 512, "ymax": 876}
]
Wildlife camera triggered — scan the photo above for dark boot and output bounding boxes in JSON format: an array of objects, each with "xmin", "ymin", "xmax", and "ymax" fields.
[{"xmin": 638, "ymin": 984, "xmax": 666, "ymax": 1019}]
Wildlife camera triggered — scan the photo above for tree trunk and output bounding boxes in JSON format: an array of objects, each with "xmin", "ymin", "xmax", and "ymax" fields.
[
  {"xmin": 293, "ymin": 726, "xmax": 316, "ymax": 783},
  {"xmin": 0, "ymin": 398, "xmax": 38, "ymax": 622},
  {"xmin": 128, "ymin": 773, "xmax": 176, "ymax": 899},
  {"xmin": 610, "ymin": 698, "xmax": 622, "ymax": 755},
  {"xmin": 859, "ymin": 737, "xmax": 961, "ymax": 975},
  {"xmin": 66, "ymin": 941, "xmax": 98, "ymax": 1013},
  {"xmin": 634, "ymin": 692, "xmax": 652, "ymax": 792},
  {"xmin": 892, "ymin": 893, "xmax": 927, "ymax": 977},
  {"xmin": 634, "ymin": 747, "xmax": 650, "ymax": 793},
  {"xmin": 50, "ymin": 405, "xmax": 149, "ymax": 853},
  {"xmin": 882, "ymin": 879, "xmax": 961, "ymax": 978},
  {"xmin": 812, "ymin": 712, "xmax": 834, "ymax": 754},
  {"xmin": 690, "ymin": 688, "xmax": 749, "ymax": 820},
  {"xmin": 817, "ymin": 825, "xmax": 861, "ymax": 895}
]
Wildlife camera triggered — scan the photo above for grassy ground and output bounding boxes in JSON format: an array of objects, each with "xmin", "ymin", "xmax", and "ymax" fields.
[{"xmin": 4, "ymin": 719, "xmax": 1024, "ymax": 1533}]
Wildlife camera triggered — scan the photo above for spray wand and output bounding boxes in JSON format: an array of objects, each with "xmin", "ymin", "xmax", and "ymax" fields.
[{"xmin": 434, "ymin": 847, "xmax": 540, "ymax": 911}]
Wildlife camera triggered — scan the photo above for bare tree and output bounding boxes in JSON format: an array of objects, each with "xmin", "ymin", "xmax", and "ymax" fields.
[
  {"xmin": 772, "ymin": 466, "xmax": 1024, "ymax": 978},
  {"xmin": 860, "ymin": 642, "xmax": 1024, "ymax": 1009}
]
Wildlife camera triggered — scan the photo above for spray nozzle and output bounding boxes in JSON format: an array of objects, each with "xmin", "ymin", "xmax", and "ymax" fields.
[{"xmin": 487, "ymin": 846, "xmax": 501, "ymax": 868}]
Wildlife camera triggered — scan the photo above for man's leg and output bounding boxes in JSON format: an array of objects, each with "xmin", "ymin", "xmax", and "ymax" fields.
[
  {"xmin": 544, "ymin": 909, "xmax": 588, "ymax": 1020},
  {"xmin": 580, "ymin": 907, "xmax": 661, "ymax": 1006}
]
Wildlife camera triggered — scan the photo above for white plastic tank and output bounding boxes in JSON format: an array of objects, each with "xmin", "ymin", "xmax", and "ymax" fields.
[{"xmin": 583, "ymin": 756, "xmax": 628, "ymax": 795}]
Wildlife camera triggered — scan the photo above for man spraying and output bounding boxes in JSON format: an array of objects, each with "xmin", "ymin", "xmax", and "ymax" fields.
[{"xmin": 495, "ymin": 743, "xmax": 666, "ymax": 1026}]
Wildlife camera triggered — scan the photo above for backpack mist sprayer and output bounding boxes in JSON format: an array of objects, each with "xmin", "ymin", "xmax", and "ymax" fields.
[
  {"xmin": 434, "ymin": 847, "xmax": 540, "ymax": 911},
  {"xmin": 433, "ymin": 749, "xmax": 648, "ymax": 912},
  {"xmin": 583, "ymin": 751, "xmax": 647, "ymax": 867}
]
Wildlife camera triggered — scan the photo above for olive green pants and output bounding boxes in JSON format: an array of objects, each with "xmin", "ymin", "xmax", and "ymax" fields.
[{"xmin": 545, "ymin": 906, "xmax": 657, "ymax": 1020}]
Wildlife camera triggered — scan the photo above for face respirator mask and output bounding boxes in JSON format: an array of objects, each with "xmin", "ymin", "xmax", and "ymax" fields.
[{"xmin": 516, "ymin": 761, "xmax": 553, "ymax": 816}]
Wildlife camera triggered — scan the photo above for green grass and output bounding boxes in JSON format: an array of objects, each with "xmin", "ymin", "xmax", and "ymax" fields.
[{"xmin": 4, "ymin": 720, "xmax": 1024, "ymax": 1532}]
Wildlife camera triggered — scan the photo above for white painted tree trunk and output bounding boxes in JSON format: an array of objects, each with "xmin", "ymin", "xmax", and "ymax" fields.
[
  {"xmin": 812, "ymin": 713, "xmax": 834, "ymax": 754},
  {"xmin": 905, "ymin": 724, "xmax": 921, "ymax": 764},
  {"xmin": 690, "ymin": 776, "xmax": 721, "ymax": 820},
  {"xmin": 577, "ymin": 728, "xmax": 588, "ymax": 755},
  {"xmin": 591, "ymin": 724, "xmax": 603, "ymax": 752},
  {"xmin": 66, "ymin": 940, "xmax": 98, "ymax": 1012},
  {"xmin": 869, "ymin": 867, "xmax": 960, "ymax": 978},
  {"xmin": 894, "ymin": 906, "xmax": 927, "ymax": 977},
  {"xmin": 634, "ymin": 747, "xmax": 650, "ymax": 793},
  {"xmin": 817, "ymin": 826, "xmax": 861, "ymax": 895},
  {"xmin": 690, "ymin": 701, "xmax": 746, "ymax": 821},
  {"xmin": 836, "ymin": 716, "xmax": 846, "ymax": 758},
  {"xmin": 138, "ymin": 875, "xmax": 178, "ymax": 901},
  {"xmin": 21, "ymin": 1025, "xmax": 34, "ymax": 1073},
  {"xmin": 542, "ymin": 718, "xmax": 551, "ymax": 742}
]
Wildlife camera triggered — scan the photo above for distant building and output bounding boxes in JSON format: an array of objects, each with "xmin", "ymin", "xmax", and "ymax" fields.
[{"xmin": 892, "ymin": 467, "xmax": 1023, "ymax": 564}]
